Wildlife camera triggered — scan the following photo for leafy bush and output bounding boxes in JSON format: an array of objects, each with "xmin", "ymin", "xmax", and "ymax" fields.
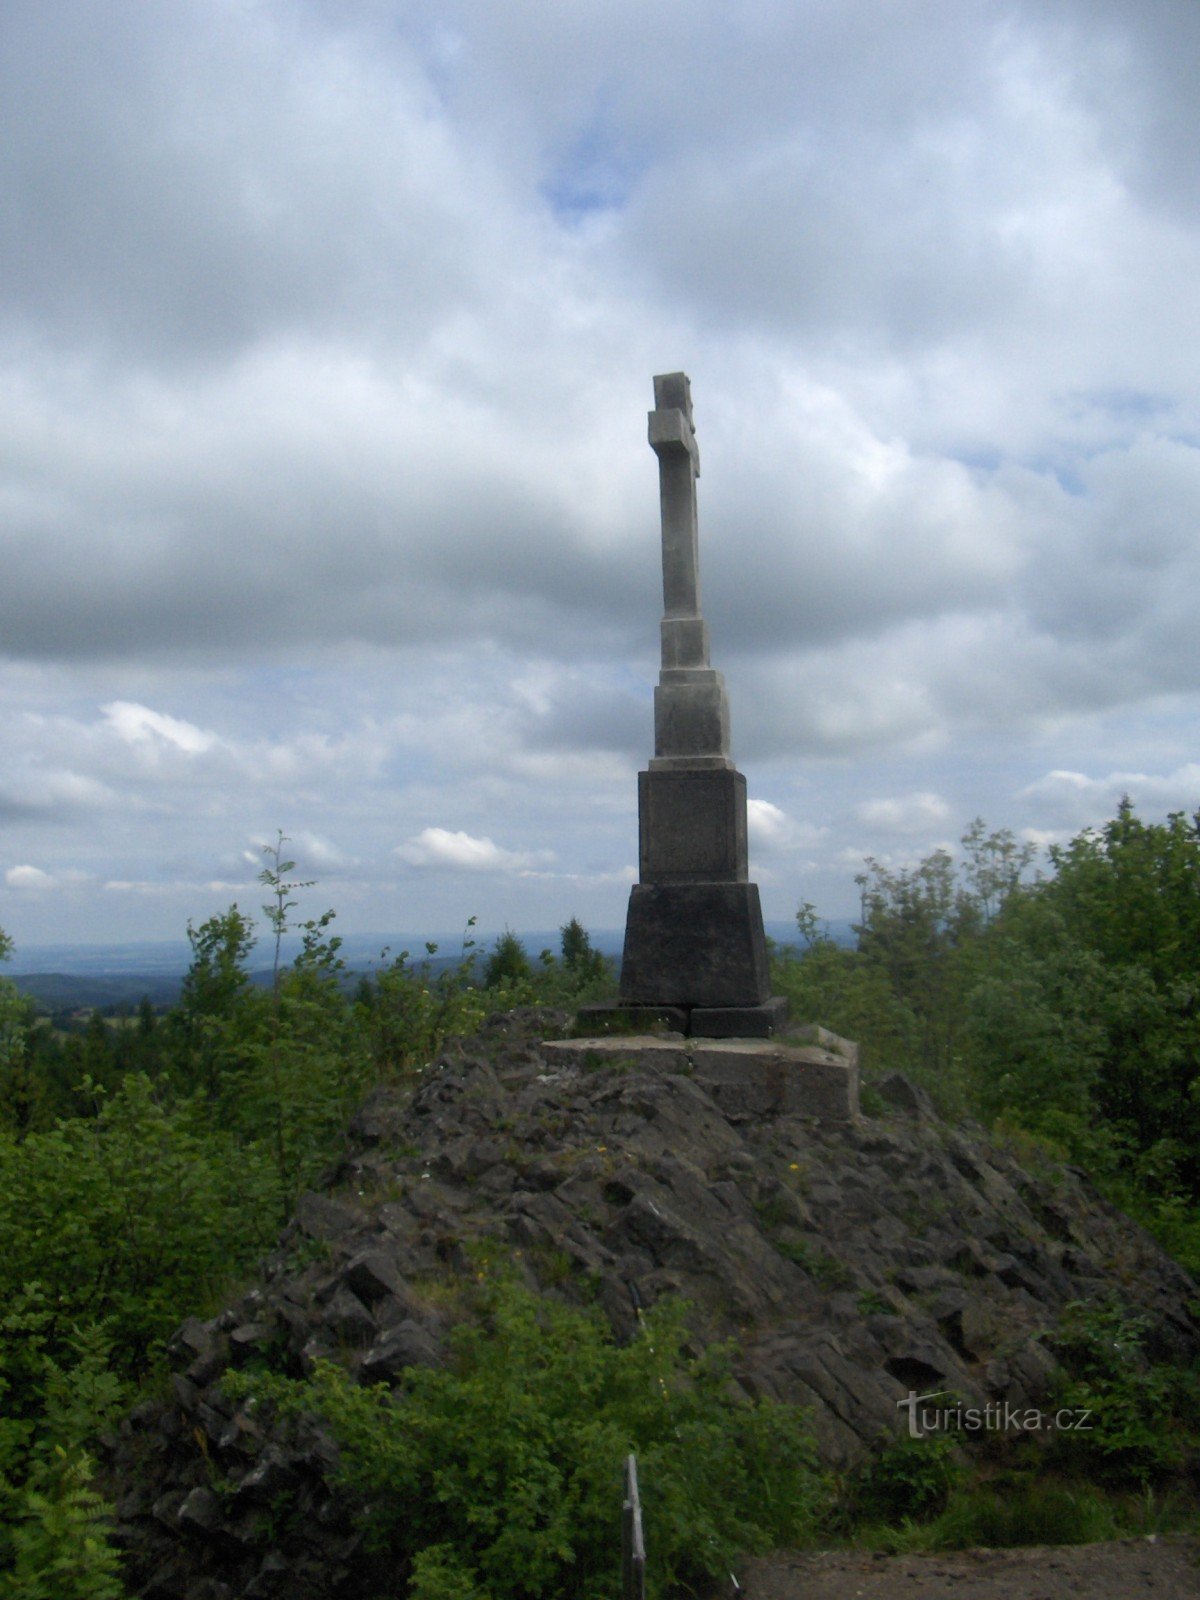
[
  {"xmin": 232, "ymin": 1277, "xmax": 825, "ymax": 1599},
  {"xmin": 0, "ymin": 1315, "xmax": 128, "ymax": 1599},
  {"xmin": 0, "ymin": 1076, "xmax": 279, "ymax": 1374},
  {"xmin": 845, "ymin": 1432, "xmax": 963, "ymax": 1524},
  {"xmin": 1048, "ymin": 1301, "xmax": 1200, "ymax": 1485},
  {"xmin": 355, "ymin": 945, "xmax": 489, "ymax": 1078}
]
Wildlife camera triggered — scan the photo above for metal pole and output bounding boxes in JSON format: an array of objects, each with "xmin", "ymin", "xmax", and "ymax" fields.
[{"xmin": 621, "ymin": 1453, "xmax": 646, "ymax": 1600}]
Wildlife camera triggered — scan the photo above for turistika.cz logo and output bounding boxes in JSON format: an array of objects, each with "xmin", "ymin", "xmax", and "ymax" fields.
[{"xmin": 897, "ymin": 1390, "xmax": 1094, "ymax": 1440}]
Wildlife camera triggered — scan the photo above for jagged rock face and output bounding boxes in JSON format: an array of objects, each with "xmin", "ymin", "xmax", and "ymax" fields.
[{"xmin": 105, "ymin": 1007, "xmax": 1200, "ymax": 1599}]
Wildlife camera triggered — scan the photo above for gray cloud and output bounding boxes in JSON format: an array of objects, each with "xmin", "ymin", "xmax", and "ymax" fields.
[
  {"xmin": 0, "ymin": 3, "xmax": 488, "ymax": 364},
  {"xmin": 2, "ymin": 0, "xmax": 1200, "ymax": 944}
]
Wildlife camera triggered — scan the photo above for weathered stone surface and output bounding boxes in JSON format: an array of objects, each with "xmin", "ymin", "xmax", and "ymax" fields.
[
  {"xmin": 342, "ymin": 1248, "xmax": 406, "ymax": 1306},
  {"xmin": 293, "ymin": 1193, "xmax": 360, "ymax": 1243},
  {"xmin": 788, "ymin": 1023, "xmax": 861, "ymax": 1067},
  {"xmin": 690, "ymin": 997, "xmax": 790, "ymax": 1038},
  {"xmin": 320, "ymin": 1287, "xmax": 375, "ymax": 1347},
  {"xmin": 876, "ymin": 1071, "xmax": 935, "ymax": 1119},
  {"xmin": 620, "ymin": 882, "xmax": 771, "ymax": 1006},
  {"xmin": 104, "ymin": 1013, "xmax": 1200, "ymax": 1600},
  {"xmin": 638, "ymin": 767, "xmax": 748, "ymax": 883},
  {"xmin": 690, "ymin": 1040, "xmax": 858, "ymax": 1122},
  {"xmin": 540, "ymin": 1035, "xmax": 690, "ymax": 1072},
  {"xmin": 543, "ymin": 1035, "xmax": 855, "ymax": 1122},
  {"xmin": 652, "ymin": 669, "xmax": 732, "ymax": 765},
  {"xmin": 660, "ymin": 614, "xmax": 709, "ymax": 671},
  {"xmin": 649, "ymin": 372, "xmax": 705, "ymax": 669},
  {"xmin": 360, "ymin": 1320, "xmax": 440, "ymax": 1383}
]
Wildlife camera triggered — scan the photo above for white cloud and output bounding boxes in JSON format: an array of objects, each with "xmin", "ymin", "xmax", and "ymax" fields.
[
  {"xmin": 0, "ymin": 768, "xmax": 117, "ymax": 817},
  {"xmin": 102, "ymin": 878, "xmax": 247, "ymax": 896},
  {"xmin": 5, "ymin": 865, "xmax": 55, "ymax": 890},
  {"xmin": 101, "ymin": 702, "xmax": 218, "ymax": 755},
  {"xmin": 1019, "ymin": 763, "xmax": 1200, "ymax": 829},
  {"xmin": 856, "ymin": 793, "xmax": 952, "ymax": 834},
  {"xmin": 747, "ymin": 798, "xmax": 827, "ymax": 856},
  {"xmin": 396, "ymin": 827, "xmax": 553, "ymax": 875}
]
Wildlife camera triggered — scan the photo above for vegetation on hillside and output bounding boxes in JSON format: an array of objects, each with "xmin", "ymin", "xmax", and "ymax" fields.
[
  {"xmin": 0, "ymin": 803, "xmax": 1198, "ymax": 1593},
  {"xmin": 776, "ymin": 801, "xmax": 1200, "ymax": 1269},
  {"xmin": 228, "ymin": 1277, "xmax": 821, "ymax": 1600}
]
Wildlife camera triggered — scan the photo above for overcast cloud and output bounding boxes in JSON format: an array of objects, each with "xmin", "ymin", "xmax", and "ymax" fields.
[{"xmin": 3, "ymin": 0, "xmax": 1200, "ymax": 950}]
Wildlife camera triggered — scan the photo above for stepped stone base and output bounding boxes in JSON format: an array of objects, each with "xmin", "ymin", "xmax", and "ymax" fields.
[{"xmin": 540, "ymin": 1029, "xmax": 859, "ymax": 1123}]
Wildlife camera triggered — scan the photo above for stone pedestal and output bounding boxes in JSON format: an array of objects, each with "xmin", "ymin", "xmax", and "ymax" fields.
[
  {"xmin": 638, "ymin": 769, "xmax": 747, "ymax": 883},
  {"xmin": 620, "ymin": 883, "xmax": 769, "ymax": 1006},
  {"xmin": 653, "ymin": 669, "xmax": 731, "ymax": 764}
]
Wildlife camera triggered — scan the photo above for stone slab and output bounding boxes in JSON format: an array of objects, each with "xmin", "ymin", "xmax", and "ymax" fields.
[
  {"xmin": 784, "ymin": 1023, "xmax": 860, "ymax": 1070},
  {"xmin": 661, "ymin": 615, "xmax": 709, "ymax": 670},
  {"xmin": 619, "ymin": 881, "xmax": 770, "ymax": 1007},
  {"xmin": 648, "ymin": 755, "xmax": 734, "ymax": 771},
  {"xmin": 690, "ymin": 1041, "xmax": 859, "ymax": 1122},
  {"xmin": 538, "ymin": 1035, "xmax": 858, "ymax": 1123},
  {"xmin": 540, "ymin": 1036, "xmax": 689, "ymax": 1072},
  {"xmin": 689, "ymin": 996, "xmax": 789, "ymax": 1038},
  {"xmin": 638, "ymin": 767, "xmax": 748, "ymax": 884}
]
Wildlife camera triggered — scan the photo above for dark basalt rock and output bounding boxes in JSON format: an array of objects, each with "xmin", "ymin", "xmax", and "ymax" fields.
[{"xmin": 102, "ymin": 1007, "xmax": 1200, "ymax": 1599}]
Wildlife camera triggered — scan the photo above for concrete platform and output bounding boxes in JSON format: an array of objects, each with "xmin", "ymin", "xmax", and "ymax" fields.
[
  {"xmin": 541, "ymin": 1034, "xmax": 690, "ymax": 1072},
  {"xmin": 539, "ymin": 1028, "xmax": 858, "ymax": 1123}
]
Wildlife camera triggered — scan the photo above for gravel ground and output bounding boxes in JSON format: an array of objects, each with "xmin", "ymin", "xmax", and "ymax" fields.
[{"xmin": 730, "ymin": 1537, "xmax": 1200, "ymax": 1599}]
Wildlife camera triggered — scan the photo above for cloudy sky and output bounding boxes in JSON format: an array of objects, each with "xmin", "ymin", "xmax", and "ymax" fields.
[{"xmin": 3, "ymin": 0, "xmax": 1200, "ymax": 953}]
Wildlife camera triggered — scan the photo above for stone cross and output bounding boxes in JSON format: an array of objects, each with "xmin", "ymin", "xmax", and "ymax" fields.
[
  {"xmin": 649, "ymin": 372, "xmax": 707, "ymax": 671},
  {"xmin": 647, "ymin": 373, "xmax": 731, "ymax": 770},
  {"xmin": 605, "ymin": 371, "xmax": 785, "ymax": 1037}
]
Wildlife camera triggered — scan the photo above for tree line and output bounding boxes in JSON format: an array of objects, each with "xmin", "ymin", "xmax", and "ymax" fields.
[{"xmin": 777, "ymin": 800, "xmax": 1200, "ymax": 1266}]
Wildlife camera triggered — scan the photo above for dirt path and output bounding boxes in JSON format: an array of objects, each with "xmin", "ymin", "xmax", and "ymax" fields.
[{"xmin": 734, "ymin": 1536, "xmax": 1200, "ymax": 1599}]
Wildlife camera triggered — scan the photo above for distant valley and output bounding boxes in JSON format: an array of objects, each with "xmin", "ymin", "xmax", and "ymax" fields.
[{"xmin": 7, "ymin": 921, "xmax": 854, "ymax": 1014}]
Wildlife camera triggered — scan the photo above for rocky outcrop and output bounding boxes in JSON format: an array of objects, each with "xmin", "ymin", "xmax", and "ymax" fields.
[{"xmin": 104, "ymin": 1007, "xmax": 1200, "ymax": 1599}]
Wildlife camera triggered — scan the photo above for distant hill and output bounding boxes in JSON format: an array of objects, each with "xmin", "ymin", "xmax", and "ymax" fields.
[
  {"xmin": 7, "ymin": 919, "xmax": 855, "ymax": 1014},
  {"xmin": 10, "ymin": 972, "xmax": 186, "ymax": 1013}
]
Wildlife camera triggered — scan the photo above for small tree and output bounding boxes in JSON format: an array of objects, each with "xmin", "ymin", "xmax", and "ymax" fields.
[
  {"xmin": 559, "ymin": 917, "xmax": 607, "ymax": 982},
  {"xmin": 483, "ymin": 930, "xmax": 532, "ymax": 989},
  {"xmin": 169, "ymin": 905, "xmax": 260, "ymax": 1101},
  {"xmin": 0, "ymin": 928, "xmax": 48, "ymax": 1138}
]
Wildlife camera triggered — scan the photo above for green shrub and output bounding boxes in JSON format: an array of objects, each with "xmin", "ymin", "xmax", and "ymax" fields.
[
  {"xmin": 0, "ymin": 1076, "xmax": 279, "ymax": 1373},
  {"xmin": 356, "ymin": 948, "xmax": 489, "ymax": 1077},
  {"xmin": 0, "ymin": 1316, "xmax": 128, "ymax": 1598},
  {"xmin": 1049, "ymin": 1301, "xmax": 1200, "ymax": 1485},
  {"xmin": 232, "ymin": 1277, "xmax": 825, "ymax": 1599},
  {"xmin": 483, "ymin": 930, "xmax": 533, "ymax": 991},
  {"xmin": 848, "ymin": 1432, "xmax": 964, "ymax": 1524}
]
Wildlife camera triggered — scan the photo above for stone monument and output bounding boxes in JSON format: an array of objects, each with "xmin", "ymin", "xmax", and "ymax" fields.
[{"xmin": 610, "ymin": 372, "xmax": 787, "ymax": 1038}]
